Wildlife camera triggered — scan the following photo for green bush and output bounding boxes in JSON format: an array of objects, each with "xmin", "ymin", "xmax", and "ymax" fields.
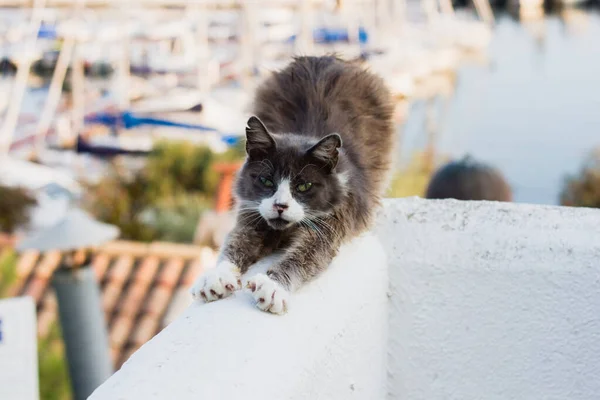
[
  {"xmin": 84, "ymin": 168, "xmax": 158, "ymax": 242},
  {"xmin": 0, "ymin": 185, "xmax": 37, "ymax": 233},
  {"xmin": 85, "ymin": 140, "xmax": 245, "ymax": 243},
  {"xmin": 561, "ymin": 149, "xmax": 600, "ymax": 208},
  {"xmin": 38, "ymin": 323, "xmax": 72, "ymax": 400},
  {"xmin": 0, "ymin": 249, "xmax": 17, "ymax": 295},
  {"xmin": 143, "ymin": 194, "xmax": 212, "ymax": 243},
  {"xmin": 386, "ymin": 151, "xmax": 446, "ymax": 198},
  {"xmin": 145, "ymin": 140, "xmax": 244, "ymax": 197}
]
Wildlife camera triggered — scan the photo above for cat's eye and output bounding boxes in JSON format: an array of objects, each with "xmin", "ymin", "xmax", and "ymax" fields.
[
  {"xmin": 259, "ymin": 176, "xmax": 274, "ymax": 187},
  {"xmin": 296, "ymin": 182, "xmax": 312, "ymax": 192}
]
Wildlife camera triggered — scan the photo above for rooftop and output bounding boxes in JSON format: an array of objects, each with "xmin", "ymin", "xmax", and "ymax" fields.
[{"xmin": 0, "ymin": 238, "xmax": 216, "ymax": 369}]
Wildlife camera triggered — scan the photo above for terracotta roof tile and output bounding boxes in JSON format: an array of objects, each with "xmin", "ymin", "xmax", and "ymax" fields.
[
  {"xmin": 102, "ymin": 284, "xmax": 123, "ymax": 315},
  {"xmin": 131, "ymin": 314, "xmax": 161, "ymax": 347},
  {"xmin": 2, "ymin": 238, "xmax": 215, "ymax": 369},
  {"xmin": 143, "ymin": 286, "xmax": 172, "ymax": 319},
  {"xmin": 148, "ymin": 242, "xmax": 206, "ymax": 259},
  {"xmin": 37, "ymin": 293, "xmax": 58, "ymax": 336},
  {"xmin": 110, "ymin": 315, "xmax": 134, "ymax": 349},
  {"xmin": 6, "ymin": 250, "xmax": 40, "ymax": 297},
  {"xmin": 41, "ymin": 291, "xmax": 57, "ymax": 309},
  {"xmin": 156, "ymin": 258, "xmax": 185, "ymax": 288},
  {"xmin": 118, "ymin": 345, "xmax": 139, "ymax": 368},
  {"xmin": 24, "ymin": 278, "xmax": 49, "ymax": 303},
  {"xmin": 107, "ymin": 255, "xmax": 135, "ymax": 283},
  {"xmin": 110, "ymin": 347, "xmax": 120, "ymax": 367},
  {"xmin": 162, "ymin": 288, "xmax": 192, "ymax": 327},
  {"xmin": 135, "ymin": 256, "xmax": 161, "ymax": 285},
  {"xmin": 38, "ymin": 306, "xmax": 56, "ymax": 337},
  {"xmin": 0, "ymin": 233, "xmax": 15, "ymax": 247},
  {"xmin": 22, "ymin": 252, "xmax": 62, "ymax": 302},
  {"xmin": 35, "ymin": 251, "xmax": 62, "ymax": 279},
  {"xmin": 15, "ymin": 250, "xmax": 40, "ymax": 277},
  {"xmin": 103, "ymin": 255, "xmax": 136, "ymax": 314},
  {"xmin": 182, "ymin": 259, "xmax": 203, "ymax": 286},
  {"xmin": 92, "ymin": 253, "xmax": 112, "ymax": 281},
  {"xmin": 100, "ymin": 241, "xmax": 149, "ymax": 257},
  {"xmin": 116, "ymin": 257, "xmax": 160, "ymax": 319}
]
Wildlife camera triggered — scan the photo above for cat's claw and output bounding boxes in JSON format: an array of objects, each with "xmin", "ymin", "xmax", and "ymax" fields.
[
  {"xmin": 246, "ymin": 273, "xmax": 289, "ymax": 315},
  {"xmin": 190, "ymin": 261, "xmax": 241, "ymax": 303}
]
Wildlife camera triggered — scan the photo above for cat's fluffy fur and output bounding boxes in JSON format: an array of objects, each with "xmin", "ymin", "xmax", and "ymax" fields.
[{"xmin": 190, "ymin": 56, "xmax": 394, "ymax": 314}]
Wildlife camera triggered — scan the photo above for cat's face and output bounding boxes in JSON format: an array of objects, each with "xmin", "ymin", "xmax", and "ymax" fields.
[{"xmin": 236, "ymin": 117, "xmax": 346, "ymax": 230}]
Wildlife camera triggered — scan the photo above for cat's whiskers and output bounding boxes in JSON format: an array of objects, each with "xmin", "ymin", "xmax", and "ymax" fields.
[
  {"xmin": 303, "ymin": 212, "xmax": 342, "ymax": 243},
  {"xmin": 236, "ymin": 207, "xmax": 259, "ymax": 213},
  {"xmin": 301, "ymin": 211, "xmax": 336, "ymax": 243},
  {"xmin": 237, "ymin": 212, "xmax": 263, "ymax": 230},
  {"xmin": 301, "ymin": 219, "xmax": 327, "ymax": 243}
]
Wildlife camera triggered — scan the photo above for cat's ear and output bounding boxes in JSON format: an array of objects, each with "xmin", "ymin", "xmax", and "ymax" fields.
[
  {"xmin": 245, "ymin": 116, "xmax": 275, "ymax": 157},
  {"xmin": 307, "ymin": 133, "xmax": 342, "ymax": 170}
]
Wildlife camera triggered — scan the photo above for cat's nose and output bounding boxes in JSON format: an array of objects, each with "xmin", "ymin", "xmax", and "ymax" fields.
[{"xmin": 274, "ymin": 203, "xmax": 288, "ymax": 215}]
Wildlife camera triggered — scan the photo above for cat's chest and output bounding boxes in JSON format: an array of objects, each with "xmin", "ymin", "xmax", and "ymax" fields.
[{"xmin": 261, "ymin": 229, "xmax": 294, "ymax": 253}]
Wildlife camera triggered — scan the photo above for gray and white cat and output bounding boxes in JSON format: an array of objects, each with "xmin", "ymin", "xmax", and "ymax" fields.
[{"xmin": 190, "ymin": 56, "xmax": 395, "ymax": 314}]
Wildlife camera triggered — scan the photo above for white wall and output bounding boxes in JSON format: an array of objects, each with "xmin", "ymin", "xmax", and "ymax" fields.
[
  {"xmin": 89, "ymin": 233, "xmax": 388, "ymax": 400},
  {"xmin": 89, "ymin": 198, "xmax": 600, "ymax": 400},
  {"xmin": 378, "ymin": 198, "xmax": 600, "ymax": 400},
  {"xmin": 0, "ymin": 297, "xmax": 39, "ymax": 400}
]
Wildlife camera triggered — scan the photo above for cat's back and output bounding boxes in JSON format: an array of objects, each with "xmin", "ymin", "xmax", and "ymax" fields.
[
  {"xmin": 253, "ymin": 55, "xmax": 395, "ymax": 191},
  {"xmin": 253, "ymin": 56, "xmax": 393, "ymax": 139}
]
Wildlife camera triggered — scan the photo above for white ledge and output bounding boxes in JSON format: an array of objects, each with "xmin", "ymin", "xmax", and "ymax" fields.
[
  {"xmin": 378, "ymin": 198, "xmax": 600, "ymax": 400},
  {"xmin": 91, "ymin": 198, "xmax": 600, "ymax": 400},
  {"xmin": 89, "ymin": 233, "xmax": 388, "ymax": 400}
]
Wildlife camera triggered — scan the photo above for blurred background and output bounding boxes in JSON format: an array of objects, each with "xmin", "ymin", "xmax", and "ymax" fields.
[{"xmin": 0, "ymin": 0, "xmax": 599, "ymax": 398}]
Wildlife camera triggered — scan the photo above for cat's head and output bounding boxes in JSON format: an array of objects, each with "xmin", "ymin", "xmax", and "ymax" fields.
[{"xmin": 235, "ymin": 116, "xmax": 346, "ymax": 230}]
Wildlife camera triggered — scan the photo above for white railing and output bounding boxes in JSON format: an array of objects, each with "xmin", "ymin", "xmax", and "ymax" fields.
[{"xmin": 90, "ymin": 198, "xmax": 600, "ymax": 400}]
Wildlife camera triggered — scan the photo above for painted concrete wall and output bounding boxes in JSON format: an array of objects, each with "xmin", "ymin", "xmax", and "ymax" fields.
[
  {"xmin": 90, "ymin": 198, "xmax": 600, "ymax": 400},
  {"xmin": 378, "ymin": 198, "xmax": 600, "ymax": 400},
  {"xmin": 0, "ymin": 297, "xmax": 39, "ymax": 400},
  {"xmin": 89, "ymin": 233, "xmax": 388, "ymax": 400}
]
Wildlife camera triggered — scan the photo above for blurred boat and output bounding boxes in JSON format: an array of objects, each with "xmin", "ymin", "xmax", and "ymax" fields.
[
  {"xmin": 74, "ymin": 134, "xmax": 152, "ymax": 156},
  {"xmin": 130, "ymin": 88, "xmax": 205, "ymax": 114}
]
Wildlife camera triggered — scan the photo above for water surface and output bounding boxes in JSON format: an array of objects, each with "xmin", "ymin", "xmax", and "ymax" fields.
[{"xmin": 402, "ymin": 8, "xmax": 600, "ymax": 205}]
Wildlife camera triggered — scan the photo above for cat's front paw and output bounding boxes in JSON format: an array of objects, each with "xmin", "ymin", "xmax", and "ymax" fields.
[
  {"xmin": 246, "ymin": 273, "xmax": 289, "ymax": 315},
  {"xmin": 190, "ymin": 261, "xmax": 241, "ymax": 303}
]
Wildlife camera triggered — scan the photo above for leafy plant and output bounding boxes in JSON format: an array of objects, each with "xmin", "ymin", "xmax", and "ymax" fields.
[
  {"xmin": 143, "ymin": 194, "xmax": 212, "ymax": 243},
  {"xmin": 561, "ymin": 148, "xmax": 600, "ymax": 208},
  {"xmin": 145, "ymin": 140, "xmax": 244, "ymax": 198},
  {"xmin": 84, "ymin": 140, "xmax": 245, "ymax": 243},
  {"xmin": 386, "ymin": 151, "xmax": 446, "ymax": 198},
  {"xmin": 0, "ymin": 249, "xmax": 17, "ymax": 295},
  {"xmin": 38, "ymin": 323, "xmax": 72, "ymax": 400},
  {"xmin": 84, "ymin": 167, "xmax": 158, "ymax": 242},
  {"xmin": 0, "ymin": 185, "xmax": 37, "ymax": 233}
]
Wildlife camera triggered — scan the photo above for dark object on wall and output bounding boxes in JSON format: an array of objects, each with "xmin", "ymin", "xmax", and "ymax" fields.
[
  {"xmin": 31, "ymin": 51, "xmax": 60, "ymax": 78},
  {"xmin": 0, "ymin": 58, "xmax": 17, "ymax": 75},
  {"xmin": 560, "ymin": 148, "xmax": 600, "ymax": 208},
  {"xmin": 426, "ymin": 156, "xmax": 512, "ymax": 202},
  {"xmin": 75, "ymin": 135, "xmax": 151, "ymax": 157},
  {"xmin": 0, "ymin": 185, "xmax": 37, "ymax": 233},
  {"xmin": 84, "ymin": 61, "xmax": 114, "ymax": 78}
]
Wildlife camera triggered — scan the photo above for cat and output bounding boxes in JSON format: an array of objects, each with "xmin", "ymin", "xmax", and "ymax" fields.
[{"xmin": 190, "ymin": 55, "xmax": 395, "ymax": 314}]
